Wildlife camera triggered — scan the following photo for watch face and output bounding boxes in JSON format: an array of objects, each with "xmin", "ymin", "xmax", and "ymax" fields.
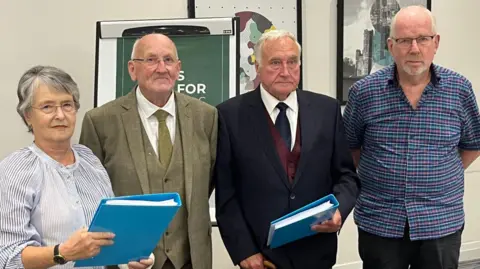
[{"xmin": 54, "ymin": 255, "xmax": 66, "ymax": 265}]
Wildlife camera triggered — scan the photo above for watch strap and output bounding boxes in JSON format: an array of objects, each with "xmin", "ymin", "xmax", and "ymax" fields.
[{"xmin": 54, "ymin": 244, "xmax": 60, "ymax": 256}]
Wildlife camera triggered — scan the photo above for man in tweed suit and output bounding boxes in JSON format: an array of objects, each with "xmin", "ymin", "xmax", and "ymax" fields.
[{"xmin": 79, "ymin": 33, "xmax": 217, "ymax": 269}]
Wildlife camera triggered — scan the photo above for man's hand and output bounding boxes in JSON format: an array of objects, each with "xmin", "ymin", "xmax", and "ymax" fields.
[
  {"xmin": 127, "ymin": 258, "xmax": 154, "ymax": 269},
  {"xmin": 240, "ymin": 253, "xmax": 265, "ymax": 269},
  {"xmin": 311, "ymin": 209, "xmax": 342, "ymax": 233},
  {"xmin": 117, "ymin": 253, "xmax": 155, "ymax": 269}
]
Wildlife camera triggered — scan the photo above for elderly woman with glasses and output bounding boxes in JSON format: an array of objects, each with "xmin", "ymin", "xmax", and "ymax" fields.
[{"xmin": 0, "ymin": 66, "xmax": 153, "ymax": 269}]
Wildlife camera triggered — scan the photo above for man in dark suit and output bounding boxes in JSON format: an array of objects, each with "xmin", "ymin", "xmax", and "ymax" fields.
[{"xmin": 214, "ymin": 29, "xmax": 360, "ymax": 269}]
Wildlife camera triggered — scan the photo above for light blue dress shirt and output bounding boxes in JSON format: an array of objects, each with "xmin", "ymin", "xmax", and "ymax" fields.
[{"xmin": 0, "ymin": 143, "xmax": 114, "ymax": 269}]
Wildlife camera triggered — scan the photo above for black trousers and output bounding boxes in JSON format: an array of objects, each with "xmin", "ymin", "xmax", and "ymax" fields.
[{"xmin": 358, "ymin": 222, "xmax": 463, "ymax": 269}]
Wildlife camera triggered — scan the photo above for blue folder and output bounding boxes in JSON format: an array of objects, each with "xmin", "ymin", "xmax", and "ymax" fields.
[
  {"xmin": 267, "ymin": 194, "xmax": 339, "ymax": 248},
  {"xmin": 74, "ymin": 193, "xmax": 181, "ymax": 267}
]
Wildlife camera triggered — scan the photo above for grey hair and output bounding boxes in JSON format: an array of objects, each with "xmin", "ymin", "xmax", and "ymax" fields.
[
  {"xmin": 130, "ymin": 35, "xmax": 179, "ymax": 60},
  {"xmin": 390, "ymin": 5, "xmax": 437, "ymax": 37},
  {"xmin": 16, "ymin": 65, "xmax": 80, "ymax": 132},
  {"xmin": 253, "ymin": 29, "xmax": 302, "ymax": 66}
]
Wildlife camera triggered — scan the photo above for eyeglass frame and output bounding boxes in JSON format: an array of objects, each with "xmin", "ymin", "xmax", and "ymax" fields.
[
  {"xmin": 131, "ymin": 56, "xmax": 178, "ymax": 68},
  {"xmin": 391, "ymin": 35, "xmax": 437, "ymax": 47},
  {"xmin": 31, "ymin": 102, "xmax": 77, "ymax": 114}
]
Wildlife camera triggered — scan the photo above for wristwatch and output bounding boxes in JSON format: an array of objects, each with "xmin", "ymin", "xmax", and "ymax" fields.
[{"xmin": 53, "ymin": 244, "xmax": 67, "ymax": 265}]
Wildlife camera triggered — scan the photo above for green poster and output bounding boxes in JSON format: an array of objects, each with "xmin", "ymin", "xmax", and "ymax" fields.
[{"xmin": 116, "ymin": 35, "xmax": 230, "ymax": 107}]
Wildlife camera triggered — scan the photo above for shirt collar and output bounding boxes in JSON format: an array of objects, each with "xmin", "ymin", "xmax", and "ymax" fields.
[
  {"xmin": 30, "ymin": 142, "xmax": 80, "ymax": 173},
  {"xmin": 136, "ymin": 86, "xmax": 175, "ymax": 118},
  {"xmin": 387, "ymin": 63, "xmax": 441, "ymax": 87},
  {"xmin": 260, "ymin": 84, "xmax": 298, "ymax": 114}
]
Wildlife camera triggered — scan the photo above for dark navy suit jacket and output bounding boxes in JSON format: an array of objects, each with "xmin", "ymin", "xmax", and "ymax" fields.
[{"xmin": 214, "ymin": 88, "xmax": 360, "ymax": 269}]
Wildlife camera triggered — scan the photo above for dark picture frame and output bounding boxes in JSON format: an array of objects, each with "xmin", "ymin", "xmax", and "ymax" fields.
[{"xmin": 336, "ymin": 0, "xmax": 432, "ymax": 104}]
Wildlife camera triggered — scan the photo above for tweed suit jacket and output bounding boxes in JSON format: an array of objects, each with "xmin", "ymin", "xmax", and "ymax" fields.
[{"xmin": 79, "ymin": 89, "xmax": 218, "ymax": 269}]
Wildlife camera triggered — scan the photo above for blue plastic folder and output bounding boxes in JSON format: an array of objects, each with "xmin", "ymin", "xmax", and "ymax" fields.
[
  {"xmin": 74, "ymin": 193, "xmax": 181, "ymax": 267},
  {"xmin": 266, "ymin": 194, "xmax": 339, "ymax": 248}
]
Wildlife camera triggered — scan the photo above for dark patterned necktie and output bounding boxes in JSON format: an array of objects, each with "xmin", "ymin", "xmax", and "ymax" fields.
[{"xmin": 275, "ymin": 102, "xmax": 291, "ymax": 150}]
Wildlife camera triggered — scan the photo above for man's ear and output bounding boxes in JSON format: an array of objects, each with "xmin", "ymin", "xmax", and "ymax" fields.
[
  {"xmin": 434, "ymin": 34, "xmax": 440, "ymax": 54},
  {"xmin": 387, "ymin": 38, "xmax": 394, "ymax": 54},
  {"xmin": 176, "ymin": 60, "xmax": 182, "ymax": 79},
  {"xmin": 177, "ymin": 60, "xmax": 182, "ymax": 72},
  {"xmin": 128, "ymin": 61, "xmax": 137, "ymax": 81}
]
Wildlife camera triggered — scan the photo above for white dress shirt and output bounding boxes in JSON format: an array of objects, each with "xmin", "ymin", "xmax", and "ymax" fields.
[
  {"xmin": 260, "ymin": 85, "xmax": 299, "ymax": 150},
  {"xmin": 136, "ymin": 87, "xmax": 176, "ymax": 156}
]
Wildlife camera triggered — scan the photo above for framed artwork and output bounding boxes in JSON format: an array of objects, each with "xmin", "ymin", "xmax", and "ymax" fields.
[
  {"xmin": 188, "ymin": 0, "xmax": 303, "ymax": 95},
  {"xmin": 336, "ymin": 0, "xmax": 432, "ymax": 104}
]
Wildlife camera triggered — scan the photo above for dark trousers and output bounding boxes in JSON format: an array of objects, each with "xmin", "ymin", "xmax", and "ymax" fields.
[{"xmin": 358, "ymin": 223, "xmax": 463, "ymax": 269}]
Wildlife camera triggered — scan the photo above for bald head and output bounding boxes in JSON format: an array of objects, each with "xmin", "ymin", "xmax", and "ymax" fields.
[
  {"xmin": 387, "ymin": 5, "xmax": 439, "ymax": 79},
  {"xmin": 390, "ymin": 5, "xmax": 436, "ymax": 38},
  {"xmin": 131, "ymin": 33, "xmax": 179, "ymax": 60},
  {"xmin": 127, "ymin": 33, "xmax": 182, "ymax": 105}
]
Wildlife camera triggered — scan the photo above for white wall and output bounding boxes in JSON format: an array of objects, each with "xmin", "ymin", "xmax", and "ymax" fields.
[
  {"xmin": 1, "ymin": 0, "xmax": 479, "ymax": 268},
  {"xmin": 0, "ymin": 0, "xmax": 187, "ymax": 152}
]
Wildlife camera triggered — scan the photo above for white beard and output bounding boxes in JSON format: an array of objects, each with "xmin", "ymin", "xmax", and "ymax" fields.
[{"xmin": 403, "ymin": 64, "xmax": 428, "ymax": 76}]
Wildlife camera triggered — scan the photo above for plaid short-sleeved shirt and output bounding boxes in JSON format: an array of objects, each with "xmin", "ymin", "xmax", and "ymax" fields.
[{"xmin": 343, "ymin": 64, "xmax": 480, "ymax": 240}]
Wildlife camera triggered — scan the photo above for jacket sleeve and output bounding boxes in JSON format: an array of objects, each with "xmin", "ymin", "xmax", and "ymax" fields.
[
  {"xmin": 209, "ymin": 108, "xmax": 219, "ymax": 196},
  {"xmin": 331, "ymin": 101, "xmax": 361, "ymax": 222},
  {"xmin": 79, "ymin": 112, "xmax": 105, "ymax": 164},
  {"xmin": 214, "ymin": 110, "xmax": 259, "ymax": 265}
]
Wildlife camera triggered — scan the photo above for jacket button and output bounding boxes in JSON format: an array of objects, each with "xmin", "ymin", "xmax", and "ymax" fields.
[{"xmin": 290, "ymin": 193, "xmax": 296, "ymax": 200}]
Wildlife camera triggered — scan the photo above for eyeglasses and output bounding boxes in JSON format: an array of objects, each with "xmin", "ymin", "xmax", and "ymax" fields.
[
  {"xmin": 392, "ymin": 35, "xmax": 436, "ymax": 48},
  {"xmin": 32, "ymin": 102, "xmax": 76, "ymax": 114},
  {"xmin": 132, "ymin": 56, "xmax": 177, "ymax": 68},
  {"xmin": 268, "ymin": 59, "xmax": 300, "ymax": 71}
]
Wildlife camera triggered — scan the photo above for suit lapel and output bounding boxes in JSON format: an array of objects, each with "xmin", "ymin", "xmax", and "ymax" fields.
[
  {"xmin": 247, "ymin": 89, "xmax": 291, "ymax": 189},
  {"xmin": 121, "ymin": 90, "xmax": 150, "ymax": 194},
  {"xmin": 175, "ymin": 92, "xmax": 193, "ymax": 212},
  {"xmin": 292, "ymin": 90, "xmax": 318, "ymax": 187}
]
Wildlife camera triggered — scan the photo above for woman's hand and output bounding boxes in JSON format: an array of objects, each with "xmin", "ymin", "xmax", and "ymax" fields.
[{"xmin": 59, "ymin": 227, "xmax": 115, "ymax": 261}]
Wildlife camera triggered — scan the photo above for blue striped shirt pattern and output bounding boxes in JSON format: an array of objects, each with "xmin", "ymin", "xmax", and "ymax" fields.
[
  {"xmin": 0, "ymin": 143, "xmax": 114, "ymax": 269},
  {"xmin": 343, "ymin": 64, "xmax": 480, "ymax": 240}
]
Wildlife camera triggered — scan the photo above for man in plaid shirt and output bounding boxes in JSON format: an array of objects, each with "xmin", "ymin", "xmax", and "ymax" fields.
[{"xmin": 343, "ymin": 5, "xmax": 480, "ymax": 269}]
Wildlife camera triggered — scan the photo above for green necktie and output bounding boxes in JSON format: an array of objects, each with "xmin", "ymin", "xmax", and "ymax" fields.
[{"xmin": 153, "ymin": 110, "xmax": 172, "ymax": 167}]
